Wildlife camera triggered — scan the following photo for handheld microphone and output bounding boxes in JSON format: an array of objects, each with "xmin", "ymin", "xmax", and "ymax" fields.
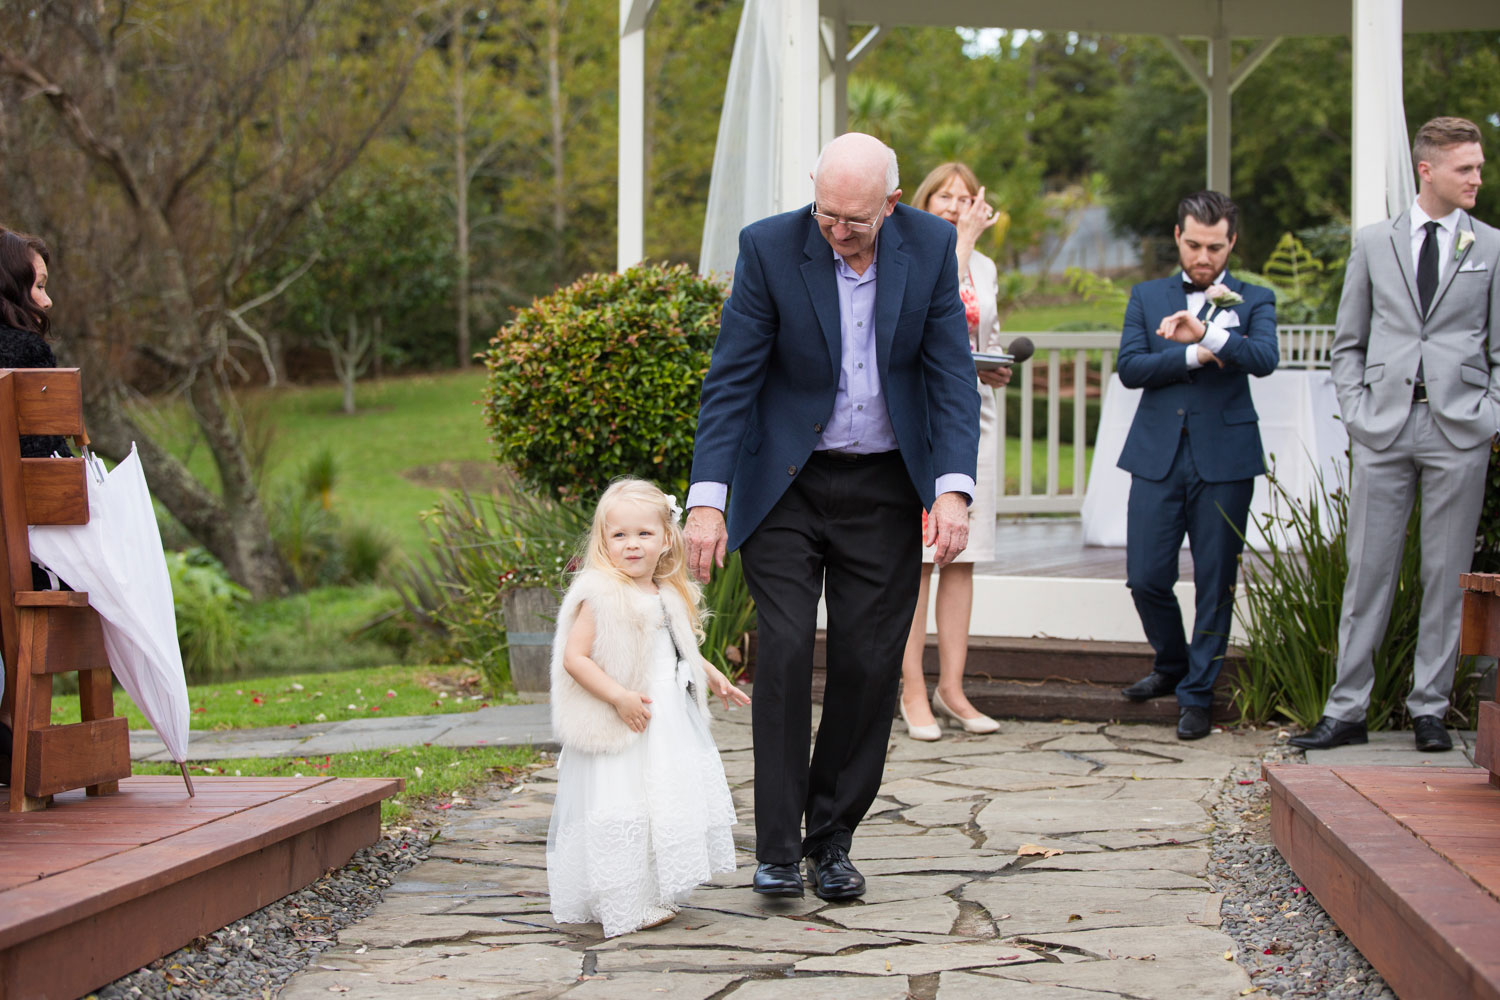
[{"xmin": 1006, "ymin": 336, "xmax": 1035, "ymax": 364}]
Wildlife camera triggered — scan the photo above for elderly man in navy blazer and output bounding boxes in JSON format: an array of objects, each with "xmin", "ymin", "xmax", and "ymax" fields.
[
  {"xmin": 684, "ymin": 133, "xmax": 980, "ymax": 901},
  {"xmin": 1116, "ymin": 191, "xmax": 1278, "ymax": 740}
]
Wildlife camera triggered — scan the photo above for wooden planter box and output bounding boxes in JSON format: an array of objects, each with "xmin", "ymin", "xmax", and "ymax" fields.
[{"xmin": 502, "ymin": 586, "xmax": 561, "ymax": 697}]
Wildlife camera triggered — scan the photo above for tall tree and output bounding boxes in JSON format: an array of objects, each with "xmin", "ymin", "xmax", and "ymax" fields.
[{"xmin": 0, "ymin": 0, "xmax": 427, "ymax": 596}]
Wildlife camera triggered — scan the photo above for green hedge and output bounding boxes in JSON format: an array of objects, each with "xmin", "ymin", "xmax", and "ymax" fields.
[{"xmin": 482, "ymin": 262, "xmax": 727, "ymax": 503}]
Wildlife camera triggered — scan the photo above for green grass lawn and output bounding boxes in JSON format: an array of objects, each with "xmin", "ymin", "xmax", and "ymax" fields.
[
  {"xmin": 237, "ymin": 584, "xmax": 411, "ymax": 676},
  {"xmin": 132, "ymin": 744, "xmax": 538, "ymax": 824},
  {"xmin": 1005, "ymin": 300, "xmax": 1124, "ymax": 332},
  {"xmin": 138, "ymin": 371, "xmax": 497, "ymax": 558},
  {"xmin": 50, "ymin": 664, "xmax": 505, "ymax": 730}
]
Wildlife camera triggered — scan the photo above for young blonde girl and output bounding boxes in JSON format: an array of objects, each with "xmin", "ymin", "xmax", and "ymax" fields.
[{"xmin": 546, "ymin": 478, "xmax": 750, "ymax": 937}]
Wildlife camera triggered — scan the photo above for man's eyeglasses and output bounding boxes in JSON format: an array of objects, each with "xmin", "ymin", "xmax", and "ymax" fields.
[{"xmin": 811, "ymin": 205, "xmax": 877, "ymax": 233}]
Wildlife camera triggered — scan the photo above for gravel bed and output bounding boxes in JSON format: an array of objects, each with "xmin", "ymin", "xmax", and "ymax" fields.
[
  {"xmin": 91, "ymin": 829, "xmax": 433, "ymax": 1000},
  {"xmin": 1207, "ymin": 739, "xmax": 1395, "ymax": 1000}
]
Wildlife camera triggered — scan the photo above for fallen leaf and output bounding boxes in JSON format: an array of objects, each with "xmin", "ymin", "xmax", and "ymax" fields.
[
  {"xmin": 1017, "ymin": 843, "xmax": 1063, "ymax": 858},
  {"xmin": 1067, "ymin": 914, "xmax": 1082, "ymax": 922},
  {"xmin": 1224, "ymin": 950, "xmax": 1235, "ymax": 961}
]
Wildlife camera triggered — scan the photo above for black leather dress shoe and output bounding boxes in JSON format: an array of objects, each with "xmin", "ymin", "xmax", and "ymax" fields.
[
  {"xmin": 1413, "ymin": 715, "xmax": 1453, "ymax": 752},
  {"xmin": 1288, "ymin": 716, "xmax": 1368, "ymax": 750},
  {"xmin": 804, "ymin": 843, "xmax": 865, "ymax": 901},
  {"xmin": 752, "ymin": 862, "xmax": 804, "ymax": 897},
  {"xmin": 1121, "ymin": 671, "xmax": 1180, "ymax": 702},
  {"xmin": 1177, "ymin": 705, "xmax": 1211, "ymax": 740}
]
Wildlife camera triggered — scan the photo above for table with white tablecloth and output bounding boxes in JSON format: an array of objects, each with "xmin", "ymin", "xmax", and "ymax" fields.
[{"xmin": 1079, "ymin": 370, "xmax": 1349, "ymax": 549}]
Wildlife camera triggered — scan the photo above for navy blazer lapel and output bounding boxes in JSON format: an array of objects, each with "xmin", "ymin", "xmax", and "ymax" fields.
[
  {"xmin": 1428, "ymin": 212, "xmax": 1475, "ymax": 317},
  {"xmin": 800, "ymin": 220, "xmax": 842, "ymax": 370},
  {"xmin": 1387, "ymin": 212, "xmax": 1424, "ymax": 320},
  {"xmin": 1164, "ymin": 275, "xmax": 1188, "ymax": 347},
  {"xmin": 873, "ymin": 215, "xmax": 908, "ymax": 376}
]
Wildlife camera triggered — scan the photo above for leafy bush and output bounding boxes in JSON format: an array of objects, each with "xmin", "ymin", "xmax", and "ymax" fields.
[
  {"xmin": 700, "ymin": 552, "xmax": 756, "ymax": 680},
  {"xmin": 394, "ymin": 489, "xmax": 588, "ymax": 693},
  {"xmin": 166, "ymin": 549, "xmax": 248, "ymax": 680},
  {"xmin": 482, "ymin": 262, "xmax": 727, "ymax": 503},
  {"xmin": 269, "ymin": 449, "xmax": 393, "ymax": 588},
  {"xmin": 1233, "ymin": 466, "xmax": 1479, "ymax": 730}
]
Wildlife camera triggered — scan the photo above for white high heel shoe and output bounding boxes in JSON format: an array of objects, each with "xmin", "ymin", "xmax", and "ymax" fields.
[
  {"xmin": 932, "ymin": 689, "xmax": 1000, "ymax": 735},
  {"xmin": 899, "ymin": 697, "xmax": 942, "ymax": 742}
]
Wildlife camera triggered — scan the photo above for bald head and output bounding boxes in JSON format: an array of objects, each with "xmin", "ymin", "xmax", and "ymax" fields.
[{"xmin": 813, "ymin": 133, "xmax": 899, "ymax": 197}]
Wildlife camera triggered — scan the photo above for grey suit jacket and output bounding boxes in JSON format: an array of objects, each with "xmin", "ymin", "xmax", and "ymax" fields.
[{"xmin": 1330, "ymin": 209, "xmax": 1500, "ymax": 451}]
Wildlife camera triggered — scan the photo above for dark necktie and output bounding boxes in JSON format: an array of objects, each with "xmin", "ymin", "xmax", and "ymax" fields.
[{"xmin": 1418, "ymin": 221, "xmax": 1440, "ymax": 318}]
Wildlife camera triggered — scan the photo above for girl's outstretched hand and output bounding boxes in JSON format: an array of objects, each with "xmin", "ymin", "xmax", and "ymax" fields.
[
  {"xmin": 613, "ymin": 691, "xmax": 653, "ymax": 732},
  {"xmin": 705, "ymin": 662, "xmax": 751, "ymax": 710}
]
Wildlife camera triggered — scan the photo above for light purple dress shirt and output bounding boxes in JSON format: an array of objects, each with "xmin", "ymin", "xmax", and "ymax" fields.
[{"xmin": 687, "ymin": 242, "xmax": 976, "ymax": 512}]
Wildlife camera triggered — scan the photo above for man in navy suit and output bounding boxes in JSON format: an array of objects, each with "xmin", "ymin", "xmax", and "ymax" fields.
[
  {"xmin": 684, "ymin": 133, "xmax": 980, "ymax": 901},
  {"xmin": 1116, "ymin": 191, "xmax": 1278, "ymax": 739}
]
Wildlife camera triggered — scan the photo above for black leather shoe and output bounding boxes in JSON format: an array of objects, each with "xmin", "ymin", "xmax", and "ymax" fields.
[
  {"xmin": 1122, "ymin": 671, "xmax": 1179, "ymax": 702},
  {"xmin": 1413, "ymin": 715, "xmax": 1453, "ymax": 752},
  {"xmin": 804, "ymin": 843, "xmax": 865, "ymax": 901},
  {"xmin": 1288, "ymin": 716, "xmax": 1368, "ymax": 750},
  {"xmin": 1177, "ymin": 705, "xmax": 1212, "ymax": 740},
  {"xmin": 752, "ymin": 862, "xmax": 804, "ymax": 897}
]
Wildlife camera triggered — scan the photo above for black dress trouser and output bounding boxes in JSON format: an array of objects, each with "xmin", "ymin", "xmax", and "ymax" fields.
[{"xmin": 739, "ymin": 450, "xmax": 923, "ymax": 864}]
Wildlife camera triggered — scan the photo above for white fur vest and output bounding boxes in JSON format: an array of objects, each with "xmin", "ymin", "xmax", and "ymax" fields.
[{"xmin": 549, "ymin": 568, "xmax": 711, "ymax": 754}]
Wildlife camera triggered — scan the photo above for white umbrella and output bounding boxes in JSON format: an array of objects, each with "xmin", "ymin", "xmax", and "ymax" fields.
[{"xmin": 27, "ymin": 445, "xmax": 193, "ymax": 793}]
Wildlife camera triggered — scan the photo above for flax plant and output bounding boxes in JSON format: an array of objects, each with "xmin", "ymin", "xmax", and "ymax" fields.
[{"xmin": 1233, "ymin": 463, "xmax": 1431, "ymax": 730}]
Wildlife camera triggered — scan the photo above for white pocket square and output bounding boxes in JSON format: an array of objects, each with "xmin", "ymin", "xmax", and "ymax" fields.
[
  {"xmin": 1211, "ymin": 310, "xmax": 1241, "ymax": 329},
  {"xmin": 1459, "ymin": 261, "xmax": 1488, "ymax": 272}
]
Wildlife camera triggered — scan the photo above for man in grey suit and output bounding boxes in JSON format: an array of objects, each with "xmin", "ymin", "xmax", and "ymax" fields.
[{"xmin": 1292, "ymin": 117, "xmax": 1498, "ymax": 752}]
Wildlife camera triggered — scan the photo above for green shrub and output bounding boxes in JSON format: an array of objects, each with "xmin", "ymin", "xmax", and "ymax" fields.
[
  {"xmin": 701, "ymin": 552, "xmax": 756, "ymax": 681},
  {"xmin": 1003, "ymin": 392, "xmax": 1101, "ymax": 443},
  {"xmin": 481, "ymin": 262, "xmax": 727, "ymax": 503},
  {"xmin": 1471, "ymin": 440, "xmax": 1500, "ymax": 573},
  {"xmin": 1233, "ymin": 466, "xmax": 1480, "ymax": 730},
  {"xmin": 394, "ymin": 489, "xmax": 588, "ymax": 693},
  {"xmin": 166, "ymin": 549, "xmax": 248, "ymax": 680}
]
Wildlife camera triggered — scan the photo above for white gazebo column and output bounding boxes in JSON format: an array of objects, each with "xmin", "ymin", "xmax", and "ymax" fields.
[
  {"xmin": 1352, "ymin": 0, "xmax": 1408, "ymax": 228},
  {"xmin": 617, "ymin": 0, "xmax": 657, "ymax": 270},
  {"xmin": 776, "ymin": 0, "xmax": 821, "ymax": 212},
  {"xmin": 1207, "ymin": 31, "xmax": 1231, "ymax": 193},
  {"xmin": 1162, "ymin": 33, "xmax": 1279, "ymax": 197}
]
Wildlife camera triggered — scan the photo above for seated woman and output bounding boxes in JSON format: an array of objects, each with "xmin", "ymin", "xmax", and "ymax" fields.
[
  {"xmin": 0, "ymin": 229, "xmax": 71, "ymax": 460},
  {"xmin": 0, "ymin": 228, "xmax": 69, "ymax": 770}
]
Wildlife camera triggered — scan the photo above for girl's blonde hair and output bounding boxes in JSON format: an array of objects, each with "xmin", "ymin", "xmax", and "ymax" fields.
[{"xmin": 582, "ymin": 478, "xmax": 704, "ymax": 639}]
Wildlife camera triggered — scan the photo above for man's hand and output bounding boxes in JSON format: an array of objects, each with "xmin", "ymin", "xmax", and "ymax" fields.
[
  {"xmin": 978, "ymin": 364, "xmax": 1012, "ymax": 389},
  {"xmin": 685, "ymin": 506, "xmax": 728, "ymax": 583},
  {"xmin": 1156, "ymin": 310, "xmax": 1206, "ymax": 344},
  {"xmin": 924, "ymin": 491, "xmax": 970, "ymax": 567},
  {"xmin": 1196, "ymin": 346, "xmax": 1224, "ymax": 368}
]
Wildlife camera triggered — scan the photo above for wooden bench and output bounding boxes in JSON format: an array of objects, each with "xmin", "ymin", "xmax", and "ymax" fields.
[
  {"xmin": 1459, "ymin": 571, "xmax": 1500, "ymax": 787},
  {"xmin": 0, "ymin": 368, "xmax": 131, "ymax": 811}
]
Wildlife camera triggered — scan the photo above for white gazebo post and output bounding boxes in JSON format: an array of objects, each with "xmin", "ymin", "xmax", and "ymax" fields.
[
  {"xmin": 1162, "ymin": 31, "xmax": 1280, "ymax": 196},
  {"xmin": 617, "ymin": 0, "xmax": 657, "ymax": 270},
  {"xmin": 776, "ymin": 0, "xmax": 821, "ymax": 212},
  {"xmin": 1351, "ymin": 0, "xmax": 1409, "ymax": 229}
]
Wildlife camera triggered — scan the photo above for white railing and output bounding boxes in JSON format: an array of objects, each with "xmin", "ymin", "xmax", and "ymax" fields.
[{"xmin": 995, "ymin": 324, "xmax": 1335, "ymax": 514}]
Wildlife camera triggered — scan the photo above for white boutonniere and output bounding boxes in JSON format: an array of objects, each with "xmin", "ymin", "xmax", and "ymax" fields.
[
  {"xmin": 1203, "ymin": 282, "xmax": 1244, "ymax": 324},
  {"xmin": 1456, "ymin": 230, "xmax": 1476, "ymax": 261}
]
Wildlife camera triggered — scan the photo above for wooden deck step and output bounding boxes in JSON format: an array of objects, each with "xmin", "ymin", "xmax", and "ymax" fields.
[
  {"xmin": 0, "ymin": 774, "xmax": 400, "ymax": 1000},
  {"xmin": 1266, "ymin": 764, "xmax": 1500, "ymax": 1000},
  {"xmin": 808, "ymin": 633, "xmax": 1242, "ymax": 722}
]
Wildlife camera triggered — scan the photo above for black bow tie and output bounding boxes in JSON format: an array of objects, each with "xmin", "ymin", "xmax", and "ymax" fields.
[{"xmin": 1183, "ymin": 280, "xmax": 1205, "ymax": 294}]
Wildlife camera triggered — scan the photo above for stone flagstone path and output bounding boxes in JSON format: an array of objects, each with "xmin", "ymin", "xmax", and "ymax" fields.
[{"xmin": 279, "ymin": 703, "xmax": 1275, "ymax": 999}]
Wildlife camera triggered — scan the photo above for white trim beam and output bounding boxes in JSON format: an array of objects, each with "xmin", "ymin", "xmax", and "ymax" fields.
[
  {"xmin": 617, "ymin": 0, "xmax": 656, "ymax": 270},
  {"xmin": 831, "ymin": 0, "xmax": 1498, "ymax": 36}
]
